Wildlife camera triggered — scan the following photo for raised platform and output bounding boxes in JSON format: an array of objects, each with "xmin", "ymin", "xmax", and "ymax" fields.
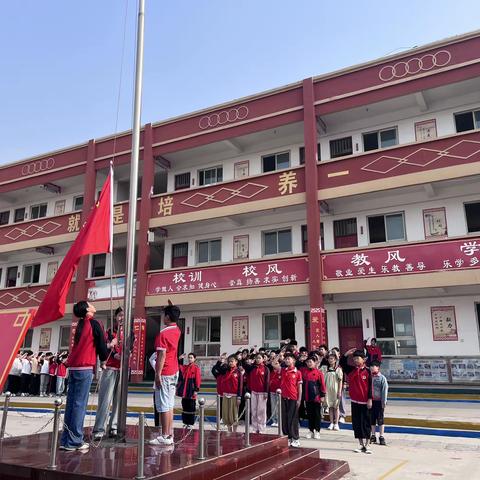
[{"xmin": 0, "ymin": 426, "xmax": 349, "ymax": 480}]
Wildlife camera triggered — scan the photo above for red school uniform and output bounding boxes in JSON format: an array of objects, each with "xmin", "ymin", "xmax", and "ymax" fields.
[
  {"xmin": 176, "ymin": 363, "xmax": 202, "ymax": 399},
  {"xmin": 49, "ymin": 362, "xmax": 57, "ymax": 376},
  {"xmin": 302, "ymin": 367, "xmax": 326, "ymax": 403},
  {"xmin": 246, "ymin": 364, "xmax": 270, "ymax": 393},
  {"xmin": 221, "ymin": 367, "xmax": 243, "ymax": 397},
  {"xmin": 154, "ymin": 324, "xmax": 182, "ymax": 376},
  {"xmin": 57, "ymin": 363, "xmax": 67, "ymax": 379},
  {"xmin": 269, "ymin": 368, "xmax": 282, "ymax": 393},
  {"xmin": 280, "ymin": 366, "xmax": 303, "ymax": 401}
]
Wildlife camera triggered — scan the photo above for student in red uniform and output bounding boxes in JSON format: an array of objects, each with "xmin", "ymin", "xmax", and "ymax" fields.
[
  {"xmin": 48, "ymin": 354, "xmax": 58, "ymax": 396},
  {"xmin": 272, "ymin": 352, "xmax": 303, "ymax": 447},
  {"xmin": 149, "ymin": 302, "xmax": 182, "ymax": 446},
  {"xmin": 268, "ymin": 360, "xmax": 282, "ymax": 427},
  {"xmin": 340, "ymin": 348, "xmax": 373, "ymax": 454},
  {"xmin": 176, "ymin": 352, "xmax": 201, "ymax": 428},
  {"xmin": 364, "ymin": 338, "xmax": 383, "ymax": 366},
  {"xmin": 303, "ymin": 355, "xmax": 326, "ymax": 439},
  {"xmin": 212, "ymin": 354, "xmax": 226, "ymax": 425},
  {"xmin": 244, "ymin": 353, "xmax": 270, "ymax": 433},
  {"xmin": 214, "ymin": 353, "xmax": 243, "ymax": 432},
  {"xmin": 60, "ymin": 301, "xmax": 108, "ymax": 451}
]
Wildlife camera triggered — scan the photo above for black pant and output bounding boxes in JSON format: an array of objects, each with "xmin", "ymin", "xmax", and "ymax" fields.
[
  {"xmin": 7, "ymin": 375, "xmax": 20, "ymax": 394},
  {"xmin": 153, "ymin": 392, "xmax": 160, "ymax": 427},
  {"xmin": 351, "ymin": 402, "xmax": 371, "ymax": 439},
  {"xmin": 30, "ymin": 374, "xmax": 40, "ymax": 395},
  {"xmin": 305, "ymin": 401, "xmax": 321, "ymax": 432},
  {"xmin": 20, "ymin": 374, "xmax": 31, "ymax": 394},
  {"xmin": 281, "ymin": 398, "xmax": 299, "ymax": 440},
  {"xmin": 182, "ymin": 398, "xmax": 196, "ymax": 426}
]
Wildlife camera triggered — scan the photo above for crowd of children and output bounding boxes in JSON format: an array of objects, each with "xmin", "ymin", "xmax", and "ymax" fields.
[
  {"xmin": 210, "ymin": 338, "xmax": 388, "ymax": 452},
  {"xmin": 5, "ymin": 350, "xmax": 69, "ymax": 397}
]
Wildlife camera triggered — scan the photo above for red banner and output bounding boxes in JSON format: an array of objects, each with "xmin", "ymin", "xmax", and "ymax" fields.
[
  {"xmin": 130, "ymin": 318, "xmax": 146, "ymax": 382},
  {"xmin": 0, "ymin": 308, "xmax": 36, "ymax": 392},
  {"xmin": 322, "ymin": 237, "xmax": 480, "ymax": 280},
  {"xmin": 309, "ymin": 307, "xmax": 326, "ymax": 350},
  {"xmin": 147, "ymin": 256, "xmax": 309, "ymax": 295}
]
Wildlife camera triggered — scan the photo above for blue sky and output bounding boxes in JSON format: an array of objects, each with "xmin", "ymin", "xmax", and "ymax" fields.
[{"xmin": 1, "ymin": 0, "xmax": 479, "ymax": 165}]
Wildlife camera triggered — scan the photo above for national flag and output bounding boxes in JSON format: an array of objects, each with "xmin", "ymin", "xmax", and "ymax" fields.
[{"xmin": 32, "ymin": 168, "xmax": 113, "ymax": 327}]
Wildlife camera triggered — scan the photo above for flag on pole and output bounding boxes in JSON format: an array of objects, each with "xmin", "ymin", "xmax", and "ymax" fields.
[{"xmin": 32, "ymin": 168, "xmax": 113, "ymax": 327}]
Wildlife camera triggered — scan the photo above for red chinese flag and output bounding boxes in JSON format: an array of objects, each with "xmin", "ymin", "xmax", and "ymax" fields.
[{"xmin": 32, "ymin": 169, "xmax": 113, "ymax": 327}]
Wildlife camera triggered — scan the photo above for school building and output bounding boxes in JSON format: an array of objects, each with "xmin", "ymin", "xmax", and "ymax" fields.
[{"xmin": 1, "ymin": 30, "xmax": 480, "ymax": 383}]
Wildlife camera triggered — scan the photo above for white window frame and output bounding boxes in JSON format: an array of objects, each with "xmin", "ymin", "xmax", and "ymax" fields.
[
  {"xmin": 90, "ymin": 253, "xmax": 107, "ymax": 278},
  {"xmin": 192, "ymin": 316, "xmax": 221, "ymax": 357},
  {"xmin": 262, "ymin": 312, "xmax": 295, "ymax": 349},
  {"xmin": 454, "ymin": 108, "xmax": 480, "ymax": 133},
  {"xmin": 262, "ymin": 228, "xmax": 292, "ymax": 256},
  {"xmin": 367, "ymin": 211, "xmax": 406, "ymax": 244},
  {"xmin": 58, "ymin": 325, "xmax": 71, "ymax": 350},
  {"xmin": 22, "ymin": 263, "xmax": 41, "ymax": 285},
  {"xmin": 198, "ymin": 166, "xmax": 223, "ymax": 186},
  {"xmin": 196, "ymin": 238, "xmax": 222, "ymax": 264},
  {"xmin": 261, "ymin": 151, "xmax": 291, "ymax": 173},
  {"xmin": 362, "ymin": 126, "xmax": 398, "ymax": 152}
]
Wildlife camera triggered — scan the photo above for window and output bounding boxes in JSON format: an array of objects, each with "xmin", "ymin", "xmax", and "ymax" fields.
[
  {"xmin": 172, "ymin": 242, "xmax": 188, "ymax": 268},
  {"xmin": 334, "ymin": 218, "xmax": 358, "ymax": 248},
  {"xmin": 329, "ymin": 137, "xmax": 352, "ymax": 158},
  {"xmin": 374, "ymin": 307, "xmax": 417, "ymax": 355},
  {"xmin": 193, "ymin": 316, "xmax": 221, "ymax": 357},
  {"xmin": 6, "ymin": 266, "xmax": 18, "ymax": 287},
  {"xmin": 263, "ymin": 312, "xmax": 295, "ymax": 349},
  {"xmin": 363, "ymin": 128, "xmax": 398, "ymax": 152},
  {"xmin": 73, "ymin": 196, "xmax": 84, "ymax": 211},
  {"xmin": 368, "ymin": 212, "xmax": 405, "ymax": 244},
  {"xmin": 262, "ymin": 151, "xmax": 290, "ymax": 173},
  {"xmin": 198, "ymin": 166, "xmax": 223, "ymax": 186},
  {"xmin": 263, "ymin": 228, "xmax": 292, "ymax": 256},
  {"xmin": 22, "ymin": 329, "xmax": 33, "ymax": 349},
  {"xmin": 0, "ymin": 211, "xmax": 9, "ymax": 225},
  {"xmin": 58, "ymin": 325, "xmax": 71, "ymax": 350},
  {"xmin": 301, "ymin": 224, "xmax": 324, "ymax": 253},
  {"xmin": 14, "ymin": 208, "xmax": 25, "ymax": 223},
  {"xmin": 23, "ymin": 264, "xmax": 41, "ymax": 284},
  {"xmin": 30, "ymin": 203, "xmax": 48, "ymax": 219},
  {"xmin": 299, "ymin": 144, "xmax": 321, "ymax": 164},
  {"xmin": 465, "ymin": 202, "xmax": 480, "ymax": 233},
  {"xmin": 454, "ymin": 110, "xmax": 480, "ymax": 133},
  {"xmin": 197, "ymin": 239, "xmax": 221, "ymax": 263},
  {"xmin": 174, "ymin": 172, "xmax": 191, "ymax": 191},
  {"xmin": 91, "ymin": 254, "xmax": 106, "ymax": 277}
]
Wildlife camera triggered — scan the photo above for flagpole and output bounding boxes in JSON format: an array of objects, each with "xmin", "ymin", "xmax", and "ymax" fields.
[{"xmin": 117, "ymin": 0, "xmax": 145, "ymax": 441}]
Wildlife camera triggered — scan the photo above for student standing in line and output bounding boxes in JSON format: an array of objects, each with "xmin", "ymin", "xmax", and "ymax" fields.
[
  {"xmin": 303, "ymin": 355, "xmax": 326, "ymax": 439},
  {"xmin": 340, "ymin": 348, "xmax": 373, "ymax": 454},
  {"xmin": 176, "ymin": 352, "xmax": 201, "ymax": 428},
  {"xmin": 244, "ymin": 353, "xmax": 270, "ymax": 433},
  {"xmin": 321, "ymin": 352, "xmax": 343, "ymax": 431},
  {"xmin": 268, "ymin": 358, "xmax": 282, "ymax": 427},
  {"xmin": 6, "ymin": 352, "xmax": 23, "ymax": 395},
  {"xmin": 56, "ymin": 354, "xmax": 68, "ymax": 396},
  {"xmin": 370, "ymin": 360, "xmax": 389, "ymax": 446},
  {"xmin": 30, "ymin": 352, "xmax": 41, "ymax": 396},
  {"xmin": 39, "ymin": 352, "xmax": 52, "ymax": 397},
  {"xmin": 48, "ymin": 354, "xmax": 58, "ymax": 396},
  {"xmin": 19, "ymin": 351, "xmax": 33, "ymax": 396}
]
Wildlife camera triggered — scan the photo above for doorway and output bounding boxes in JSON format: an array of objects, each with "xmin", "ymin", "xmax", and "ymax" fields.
[{"xmin": 338, "ymin": 309, "xmax": 363, "ymax": 353}]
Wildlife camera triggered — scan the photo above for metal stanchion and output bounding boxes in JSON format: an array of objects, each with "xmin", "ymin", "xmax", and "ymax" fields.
[
  {"xmin": 0, "ymin": 392, "xmax": 11, "ymax": 440},
  {"xmin": 276, "ymin": 389, "xmax": 282, "ymax": 436},
  {"xmin": 216, "ymin": 394, "xmax": 221, "ymax": 431},
  {"xmin": 197, "ymin": 398, "xmax": 206, "ymax": 460},
  {"xmin": 136, "ymin": 412, "xmax": 145, "ymax": 480},
  {"xmin": 244, "ymin": 392, "xmax": 251, "ymax": 447},
  {"xmin": 48, "ymin": 398, "xmax": 63, "ymax": 470}
]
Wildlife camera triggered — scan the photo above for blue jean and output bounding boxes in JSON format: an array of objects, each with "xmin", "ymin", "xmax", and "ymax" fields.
[
  {"xmin": 60, "ymin": 369, "xmax": 93, "ymax": 448},
  {"xmin": 93, "ymin": 368, "xmax": 119, "ymax": 435}
]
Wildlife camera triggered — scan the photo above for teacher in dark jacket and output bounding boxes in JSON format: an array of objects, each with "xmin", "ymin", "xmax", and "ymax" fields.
[{"xmin": 60, "ymin": 301, "xmax": 108, "ymax": 451}]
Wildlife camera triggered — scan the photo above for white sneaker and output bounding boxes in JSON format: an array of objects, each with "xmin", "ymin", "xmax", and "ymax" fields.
[
  {"xmin": 364, "ymin": 447, "xmax": 373, "ymax": 454},
  {"xmin": 354, "ymin": 447, "xmax": 363, "ymax": 453},
  {"xmin": 327, "ymin": 423, "xmax": 334, "ymax": 430},
  {"xmin": 305, "ymin": 431, "xmax": 313, "ymax": 439},
  {"xmin": 77, "ymin": 443, "xmax": 90, "ymax": 451},
  {"xmin": 290, "ymin": 439, "xmax": 300, "ymax": 448},
  {"xmin": 333, "ymin": 424, "xmax": 340, "ymax": 431},
  {"xmin": 148, "ymin": 435, "xmax": 174, "ymax": 446},
  {"xmin": 93, "ymin": 433, "xmax": 103, "ymax": 441},
  {"xmin": 287, "ymin": 439, "xmax": 292, "ymax": 446},
  {"xmin": 271, "ymin": 422, "xmax": 278, "ymax": 427},
  {"xmin": 339, "ymin": 416, "xmax": 345, "ymax": 424},
  {"xmin": 314, "ymin": 431, "xmax": 321, "ymax": 439}
]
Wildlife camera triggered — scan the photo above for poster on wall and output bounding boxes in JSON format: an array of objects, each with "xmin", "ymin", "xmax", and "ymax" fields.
[
  {"xmin": 233, "ymin": 235, "xmax": 249, "ymax": 260},
  {"xmin": 417, "ymin": 359, "xmax": 449, "ymax": 382},
  {"xmin": 431, "ymin": 306, "xmax": 458, "ymax": 341},
  {"xmin": 415, "ymin": 119, "xmax": 437, "ymax": 141},
  {"xmin": 232, "ymin": 316, "xmax": 249, "ymax": 345},
  {"xmin": 39, "ymin": 328, "xmax": 52, "ymax": 350},
  {"xmin": 450, "ymin": 358, "xmax": 480, "ymax": 383},
  {"xmin": 423, "ymin": 208, "xmax": 447, "ymax": 239}
]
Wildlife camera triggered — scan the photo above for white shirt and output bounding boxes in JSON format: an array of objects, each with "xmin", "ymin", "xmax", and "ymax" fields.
[
  {"xmin": 10, "ymin": 358, "xmax": 22, "ymax": 376},
  {"xmin": 40, "ymin": 359, "xmax": 50, "ymax": 375},
  {"xmin": 21, "ymin": 358, "xmax": 32, "ymax": 375}
]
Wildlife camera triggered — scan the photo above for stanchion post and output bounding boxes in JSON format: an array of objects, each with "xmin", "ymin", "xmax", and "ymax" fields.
[
  {"xmin": 197, "ymin": 398, "xmax": 206, "ymax": 460},
  {"xmin": 244, "ymin": 392, "xmax": 251, "ymax": 447},
  {"xmin": 276, "ymin": 389, "xmax": 282, "ymax": 436},
  {"xmin": 0, "ymin": 392, "xmax": 11, "ymax": 440},
  {"xmin": 136, "ymin": 412, "xmax": 145, "ymax": 480},
  {"xmin": 48, "ymin": 398, "xmax": 63, "ymax": 470},
  {"xmin": 216, "ymin": 393, "xmax": 221, "ymax": 431}
]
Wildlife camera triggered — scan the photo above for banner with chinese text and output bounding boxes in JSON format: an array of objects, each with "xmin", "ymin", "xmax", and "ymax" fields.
[{"xmin": 130, "ymin": 318, "xmax": 146, "ymax": 382}]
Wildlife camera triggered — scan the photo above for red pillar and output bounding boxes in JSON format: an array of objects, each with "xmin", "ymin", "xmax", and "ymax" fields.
[
  {"xmin": 302, "ymin": 78, "xmax": 327, "ymax": 349},
  {"xmin": 74, "ymin": 139, "xmax": 97, "ymax": 302},
  {"xmin": 131, "ymin": 124, "xmax": 154, "ymax": 382}
]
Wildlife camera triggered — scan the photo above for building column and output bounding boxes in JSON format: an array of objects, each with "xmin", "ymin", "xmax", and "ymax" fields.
[
  {"xmin": 131, "ymin": 124, "xmax": 154, "ymax": 382},
  {"xmin": 302, "ymin": 78, "xmax": 327, "ymax": 349},
  {"xmin": 74, "ymin": 139, "xmax": 97, "ymax": 302}
]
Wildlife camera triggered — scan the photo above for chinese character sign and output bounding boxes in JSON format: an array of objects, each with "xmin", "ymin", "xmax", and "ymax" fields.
[
  {"xmin": 130, "ymin": 318, "xmax": 147, "ymax": 381},
  {"xmin": 147, "ymin": 257, "xmax": 309, "ymax": 295},
  {"xmin": 322, "ymin": 237, "xmax": 480, "ymax": 280},
  {"xmin": 232, "ymin": 316, "xmax": 249, "ymax": 345},
  {"xmin": 309, "ymin": 307, "xmax": 326, "ymax": 349},
  {"xmin": 431, "ymin": 306, "xmax": 458, "ymax": 341}
]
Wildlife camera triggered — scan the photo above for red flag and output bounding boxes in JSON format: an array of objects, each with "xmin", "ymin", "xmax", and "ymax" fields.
[{"xmin": 32, "ymin": 169, "xmax": 113, "ymax": 327}]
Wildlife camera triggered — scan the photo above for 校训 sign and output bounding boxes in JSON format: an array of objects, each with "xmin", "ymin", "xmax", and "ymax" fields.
[
  {"xmin": 321, "ymin": 237, "xmax": 480, "ymax": 280},
  {"xmin": 147, "ymin": 256, "xmax": 309, "ymax": 295}
]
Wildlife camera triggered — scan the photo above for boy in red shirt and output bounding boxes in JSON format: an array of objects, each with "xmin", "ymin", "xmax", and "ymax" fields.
[
  {"xmin": 268, "ymin": 359, "xmax": 282, "ymax": 427},
  {"xmin": 272, "ymin": 353, "xmax": 303, "ymax": 447},
  {"xmin": 244, "ymin": 353, "xmax": 270, "ymax": 433},
  {"xmin": 340, "ymin": 348, "xmax": 373, "ymax": 454},
  {"xmin": 303, "ymin": 355, "xmax": 326, "ymax": 439},
  {"xmin": 176, "ymin": 352, "xmax": 201, "ymax": 428}
]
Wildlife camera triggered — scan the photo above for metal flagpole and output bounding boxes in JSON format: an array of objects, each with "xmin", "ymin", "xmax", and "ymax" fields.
[{"xmin": 117, "ymin": 0, "xmax": 145, "ymax": 441}]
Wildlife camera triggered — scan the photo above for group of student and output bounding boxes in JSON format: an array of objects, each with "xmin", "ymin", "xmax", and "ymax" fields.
[
  {"xmin": 6, "ymin": 350, "xmax": 68, "ymax": 397},
  {"xmin": 209, "ymin": 338, "xmax": 388, "ymax": 452}
]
